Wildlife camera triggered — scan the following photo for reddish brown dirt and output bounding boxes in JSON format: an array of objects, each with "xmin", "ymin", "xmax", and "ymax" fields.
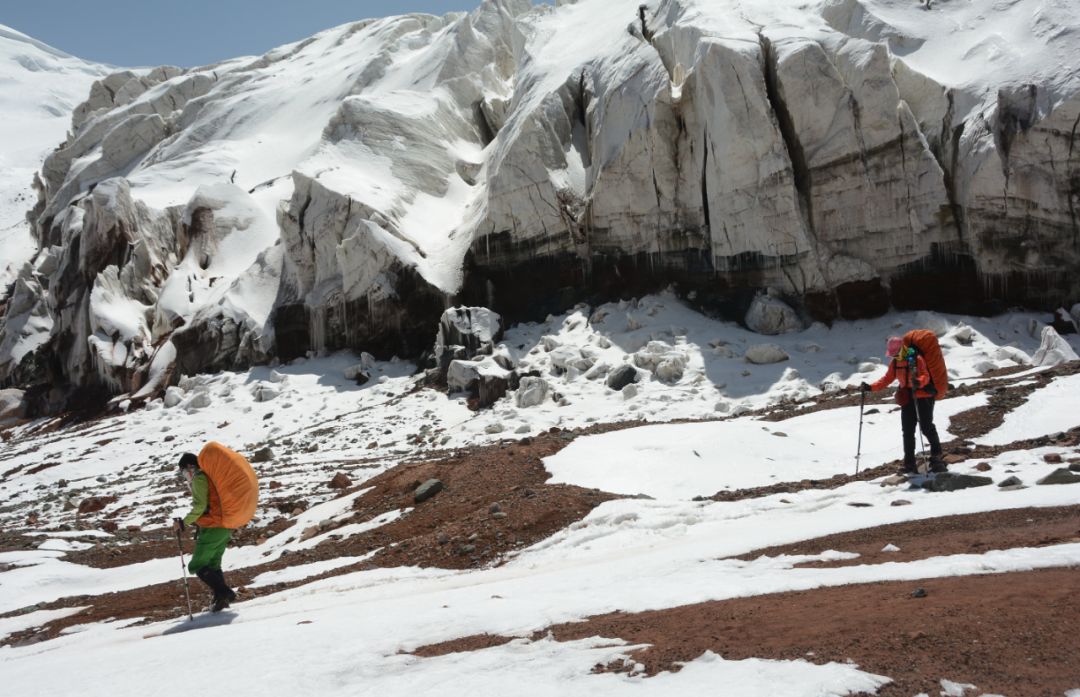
[
  {"xmin": 414, "ymin": 508, "xmax": 1080, "ymax": 697},
  {"xmin": 540, "ymin": 568, "xmax": 1080, "ymax": 697},
  {"xmin": 0, "ymin": 427, "xmax": 622, "ymax": 645},
  {"xmin": 733, "ymin": 505, "xmax": 1080, "ymax": 568}
]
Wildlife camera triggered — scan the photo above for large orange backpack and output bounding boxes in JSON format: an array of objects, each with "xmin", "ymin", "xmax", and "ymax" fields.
[
  {"xmin": 903, "ymin": 330, "xmax": 948, "ymax": 400},
  {"xmin": 195, "ymin": 442, "xmax": 259, "ymax": 529}
]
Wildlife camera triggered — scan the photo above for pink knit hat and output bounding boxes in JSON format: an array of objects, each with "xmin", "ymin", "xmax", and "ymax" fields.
[{"xmin": 886, "ymin": 336, "xmax": 903, "ymax": 357}]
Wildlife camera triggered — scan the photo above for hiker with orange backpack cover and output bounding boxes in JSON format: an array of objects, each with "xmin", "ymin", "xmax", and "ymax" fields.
[
  {"xmin": 860, "ymin": 336, "xmax": 945, "ymax": 475},
  {"xmin": 174, "ymin": 442, "xmax": 259, "ymax": 612}
]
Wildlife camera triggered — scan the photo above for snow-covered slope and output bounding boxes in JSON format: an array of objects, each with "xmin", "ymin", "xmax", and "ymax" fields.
[
  {"xmin": 2, "ymin": 0, "xmax": 1079, "ymax": 402},
  {"xmin": 1, "ymin": 300, "xmax": 1079, "ymax": 695},
  {"xmin": 0, "ymin": 24, "xmax": 109, "ymax": 294}
]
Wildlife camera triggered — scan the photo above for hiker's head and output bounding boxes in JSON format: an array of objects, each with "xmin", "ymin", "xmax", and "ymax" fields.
[
  {"xmin": 886, "ymin": 336, "xmax": 903, "ymax": 358},
  {"xmin": 177, "ymin": 452, "xmax": 199, "ymax": 481}
]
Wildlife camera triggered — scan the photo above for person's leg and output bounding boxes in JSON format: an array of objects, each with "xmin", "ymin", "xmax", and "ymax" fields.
[
  {"xmin": 900, "ymin": 399, "xmax": 917, "ymax": 472},
  {"xmin": 189, "ymin": 529, "xmax": 232, "ymax": 607},
  {"xmin": 917, "ymin": 398, "xmax": 944, "ymax": 470},
  {"xmin": 187, "ymin": 528, "xmax": 231, "ymax": 574}
]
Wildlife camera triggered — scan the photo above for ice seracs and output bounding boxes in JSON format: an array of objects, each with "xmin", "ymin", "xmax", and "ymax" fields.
[{"xmin": 2, "ymin": 0, "xmax": 1080, "ymax": 405}]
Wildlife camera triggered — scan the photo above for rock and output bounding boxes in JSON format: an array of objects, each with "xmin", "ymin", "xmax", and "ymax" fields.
[
  {"xmin": 1043, "ymin": 453, "xmax": 1063, "ymax": 464},
  {"xmin": 329, "ymin": 473, "xmax": 351, "ymax": 489},
  {"xmin": 185, "ymin": 391, "xmax": 212, "ymax": 410},
  {"xmin": 492, "ymin": 511, "xmax": 508, "ymax": 519},
  {"xmin": 78, "ymin": 496, "xmax": 117, "ymax": 515},
  {"xmin": 923, "ymin": 472, "xmax": 993, "ymax": 492},
  {"xmin": 488, "ymin": 502, "xmax": 502, "ymax": 514},
  {"xmin": 1031, "ymin": 326, "xmax": 1079, "ymax": 367},
  {"xmin": 484, "ymin": 422, "xmax": 504, "ymax": 434},
  {"xmin": 251, "ymin": 382, "xmax": 280, "ymax": 402},
  {"xmin": 515, "ymin": 376, "xmax": 550, "ymax": 408},
  {"xmin": 950, "ymin": 325, "xmax": 975, "ymax": 345},
  {"xmin": 910, "ymin": 588, "xmax": 927, "ymax": 599},
  {"xmin": 447, "ymin": 356, "xmax": 512, "ymax": 408},
  {"xmin": 414, "ymin": 479, "xmax": 444, "ymax": 503},
  {"xmin": 744, "ymin": 292, "xmax": 803, "ymax": 335},
  {"xmin": 433, "ymin": 307, "xmax": 503, "ymax": 382},
  {"xmin": 0, "ymin": 388, "xmax": 26, "ymax": 425},
  {"xmin": 891, "ymin": 499, "xmax": 912, "ymax": 507},
  {"xmin": 1070, "ymin": 463, "xmax": 1080, "ymax": 473},
  {"xmin": 1051, "ymin": 307, "xmax": 1077, "ymax": 334},
  {"xmin": 881, "ymin": 474, "xmax": 907, "ymax": 486},
  {"xmin": 973, "ymin": 462, "xmax": 992, "ymax": 472},
  {"xmin": 606, "ymin": 364, "xmax": 640, "ymax": 391},
  {"xmin": 997, "ymin": 475, "xmax": 1023, "ymax": 488},
  {"xmin": 744, "ymin": 344, "xmax": 789, "ymax": 365},
  {"xmin": 632, "ymin": 342, "xmax": 688, "ymax": 383},
  {"xmin": 250, "ymin": 447, "xmax": 275, "ymax": 463},
  {"xmin": 622, "ymin": 383, "xmax": 640, "ymax": 400},
  {"xmin": 343, "ymin": 364, "xmax": 370, "ymax": 384},
  {"xmin": 943, "ymin": 453, "xmax": 966, "ymax": 465},
  {"xmin": 163, "ymin": 386, "xmax": 185, "ymax": 408},
  {"xmin": 1037, "ymin": 468, "xmax": 1080, "ymax": 485}
]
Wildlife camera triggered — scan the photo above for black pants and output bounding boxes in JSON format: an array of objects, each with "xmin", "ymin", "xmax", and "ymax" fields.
[{"xmin": 901, "ymin": 397, "xmax": 942, "ymax": 466}]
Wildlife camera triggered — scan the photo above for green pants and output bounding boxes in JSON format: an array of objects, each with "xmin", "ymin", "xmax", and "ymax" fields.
[{"xmin": 188, "ymin": 527, "xmax": 232, "ymax": 574}]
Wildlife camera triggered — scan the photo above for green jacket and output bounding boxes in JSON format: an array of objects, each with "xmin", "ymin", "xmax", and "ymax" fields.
[{"xmin": 183, "ymin": 471, "xmax": 209, "ymax": 526}]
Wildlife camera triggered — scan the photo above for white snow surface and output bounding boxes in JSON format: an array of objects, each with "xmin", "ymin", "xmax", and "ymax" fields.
[
  {"xmin": 1, "ymin": 297, "xmax": 1079, "ymax": 694},
  {"xmin": 0, "ymin": 24, "xmax": 110, "ymax": 291}
]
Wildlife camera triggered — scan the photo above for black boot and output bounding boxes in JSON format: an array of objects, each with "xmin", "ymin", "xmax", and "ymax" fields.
[
  {"xmin": 197, "ymin": 568, "xmax": 235, "ymax": 612},
  {"xmin": 208, "ymin": 569, "xmax": 236, "ymax": 612}
]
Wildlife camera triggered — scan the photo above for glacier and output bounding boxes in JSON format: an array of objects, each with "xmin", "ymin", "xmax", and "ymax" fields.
[{"xmin": 1, "ymin": 0, "xmax": 1078, "ymax": 408}]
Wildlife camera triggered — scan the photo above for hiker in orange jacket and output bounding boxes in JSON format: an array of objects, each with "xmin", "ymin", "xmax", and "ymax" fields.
[{"xmin": 861, "ymin": 336, "xmax": 945, "ymax": 474}]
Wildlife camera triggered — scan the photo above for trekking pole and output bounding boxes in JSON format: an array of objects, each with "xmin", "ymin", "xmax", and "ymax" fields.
[
  {"xmin": 855, "ymin": 388, "xmax": 865, "ymax": 475},
  {"xmin": 174, "ymin": 527, "xmax": 194, "ymax": 621}
]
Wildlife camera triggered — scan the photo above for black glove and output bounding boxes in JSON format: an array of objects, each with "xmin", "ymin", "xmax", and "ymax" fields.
[
  {"xmin": 859, "ymin": 382, "xmax": 871, "ymax": 393},
  {"xmin": 174, "ymin": 517, "xmax": 185, "ymax": 532},
  {"xmin": 192, "ymin": 523, "xmax": 201, "ymax": 541}
]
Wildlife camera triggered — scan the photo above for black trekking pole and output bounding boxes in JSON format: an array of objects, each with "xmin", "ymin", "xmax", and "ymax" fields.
[
  {"xmin": 855, "ymin": 388, "xmax": 865, "ymax": 475},
  {"xmin": 174, "ymin": 526, "xmax": 194, "ymax": 621}
]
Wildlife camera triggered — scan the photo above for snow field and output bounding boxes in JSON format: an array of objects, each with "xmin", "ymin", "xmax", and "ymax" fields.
[{"xmin": 1, "ymin": 298, "xmax": 1078, "ymax": 695}]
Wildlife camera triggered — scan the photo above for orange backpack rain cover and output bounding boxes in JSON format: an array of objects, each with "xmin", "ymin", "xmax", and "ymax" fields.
[
  {"xmin": 196, "ymin": 441, "xmax": 259, "ymax": 529},
  {"xmin": 903, "ymin": 329, "xmax": 948, "ymax": 400}
]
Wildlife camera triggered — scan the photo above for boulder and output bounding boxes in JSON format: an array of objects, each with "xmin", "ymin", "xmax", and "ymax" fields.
[
  {"xmin": 922, "ymin": 472, "xmax": 992, "ymax": 492},
  {"xmin": 414, "ymin": 478, "xmax": 444, "ymax": 503},
  {"xmin": 0, "ymin": 389, "xmax": 25, "ymax": 425},
  {"xmin": 1037, "ymin": 468, "xmax": 1080, "ymax": 485},
  {"xmin": 250, "ymin": 447, "xmax": 275, "ymax": 463},
  {"xmin": 329, "ymin": 473, "xmax": 352, "ymax": 489},
  {"xmin": 606, "ymin": 364, "xmax": 640, "ymax": 391},
  {"xmin": 447, "ymin": 356, "xmax": 513, "ymax": 408},
  {"xmin": 78, "ymin": 495, "xmax": 117, "ymax": 515},
  {"xmin": 163, "ymin": 386, "xmax": 185, "ymax": 408},
  {"xmin": 433, "ymin": 307, "xmax": 503, "ymax": 382},
  {"xmin": 515, "ymin": 376, "xmax": 550, "ymax": 408},
  {"xmin": 251, "ymin": 382, "xmax": 280, "ymax": 402},
  {"xmin": 1031, "ymin": 326, "xmax": 1079, "ymax": 367},
  {"xmin": 744, "ymin": 344, "xmax": 789, "ymax": 365},
  {"xmin": 745, "ymin": 292, "xmax": 803, "ymax": 335},
  {"xmin": 997, "ymin": 475, "xmax": 1023, "ymax": 488}
]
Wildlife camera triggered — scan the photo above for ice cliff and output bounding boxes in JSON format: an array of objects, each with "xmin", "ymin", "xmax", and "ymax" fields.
[{"xmin": 1, "ymin": 0, "xmax": 1078, "ymax": 407}]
